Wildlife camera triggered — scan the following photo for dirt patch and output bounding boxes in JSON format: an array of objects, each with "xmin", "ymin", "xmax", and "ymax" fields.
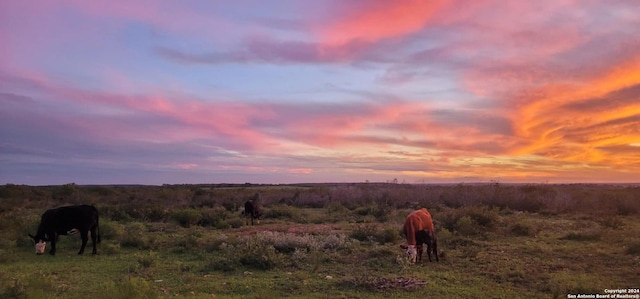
[{"xmin": 342, "ymin": 276, "xmax": 427, "ymax": 292}]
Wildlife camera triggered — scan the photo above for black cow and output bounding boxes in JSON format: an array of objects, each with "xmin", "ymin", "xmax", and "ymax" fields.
[
  {"xmin": 29, "ymin": 205, "xmax": 101, "ymax": 255},
  {"xmin": 243, "ymin": 200, "xmax": 262, "ymax": 225}
]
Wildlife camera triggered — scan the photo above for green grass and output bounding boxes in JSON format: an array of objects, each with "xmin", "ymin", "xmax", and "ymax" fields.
[{"xmin": 1, "ymin": 184, "xmax": 639, "ymax": 298}]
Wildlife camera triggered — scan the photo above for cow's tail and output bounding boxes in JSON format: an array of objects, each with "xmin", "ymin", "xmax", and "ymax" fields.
[{"xmin": 96, "ymin": 215, "xmax": 102, "ymax": 244}]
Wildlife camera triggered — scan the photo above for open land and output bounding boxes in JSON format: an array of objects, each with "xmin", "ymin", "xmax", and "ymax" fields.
[{"xmin": 1, "ymin": 183, "xmax": 639, "ymax": 298}]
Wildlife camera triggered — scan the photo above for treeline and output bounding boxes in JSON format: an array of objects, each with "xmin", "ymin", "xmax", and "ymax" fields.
[{"xmin": 1, "ymin": 182, "xmax": 638, "ymax": 216}]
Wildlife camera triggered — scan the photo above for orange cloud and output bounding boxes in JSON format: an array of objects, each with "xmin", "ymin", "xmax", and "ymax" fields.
[{"xmin": 511, "ymin": 55, "xmax": 640, "ymax": 167}]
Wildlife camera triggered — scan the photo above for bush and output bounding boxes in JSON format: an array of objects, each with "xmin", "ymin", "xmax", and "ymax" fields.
[
  {"xmin": 375, "ymin": 227, "xmax": 401, "ymax": 244},
  {"xmin": 98, "ymin": 277, "xmax": 158, "ymax": 299},
  {"xmin": 121, "ymin": 222, "xmax": 148, "ymax": 249},
  {"xmin": 626, "ymin": 241, "xmax": 640, "ymax": 255},
  {"xmin": 511, "ymin": 223, "xmax": 536, "ymax": 237},
  {"xmin": 203, "ymin": 256, "xmax": 236, "ymax": 272},
  {"xmin": 560, "ymin": 231, "xmax": 601, "ymax": 242},
  {"xmin": 549, "ymin": 272, "xmax": 600, "ymax": 299},
  {"xmin": 99, "ymin": 220, "xmax": 124, "ymax": 240},
  {"xmin": 227, "ymin": 218, "xmax": 244, "ymax": 229},
  {"xmin": 438, "ymin": 205, "xmax": 499, "ymax": 235},
  {"xmin": 172, "ymin": 209, "xmax": 201, "ymax": 228},
  {"xmin": 137, "ymin": 252, "xmax": 158, "ymax": 269},
  {"xmin": 265, "ymin": 205, "xmax": 297, "ymax": 220},
  {"xmin": 599, "ymin": 216, "xmax": 625, "ymax": 230},
  {"xmin": 350, "ymin": 224, "xmax": 377, "ymax": 242},
  {"xmin": 455, "ymin": 216, "xmax": 478, "ymax": 236},
  {"xmin": 198, "ymin": 207, "xmax": 229, "ymax": 227}
]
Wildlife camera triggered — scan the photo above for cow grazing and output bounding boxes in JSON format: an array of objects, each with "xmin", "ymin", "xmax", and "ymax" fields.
[
  {"xmin": 401, "ymin": 208, "xmax": 438, "ymax": 263},
  {"xmin": 29, "ymin": 205, "xmax": 101, "ymax": 255},
  {"xmin": 243, "ymin": 200, "xmax": 262, "ymax": 225}
]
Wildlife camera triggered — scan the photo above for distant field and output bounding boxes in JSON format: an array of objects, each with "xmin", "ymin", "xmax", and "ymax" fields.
[{"xmin": 1, "ymin": 183, "xmax": 638, "ymax": 298}]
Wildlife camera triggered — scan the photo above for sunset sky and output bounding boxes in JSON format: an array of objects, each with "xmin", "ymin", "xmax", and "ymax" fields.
[{"xmin": 1, "ymin": 0, "xmax": 639, "ymax": 185}]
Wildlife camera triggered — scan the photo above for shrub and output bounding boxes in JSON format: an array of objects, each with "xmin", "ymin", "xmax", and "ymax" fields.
[
  {"xmin": 437, "ymin": 205, "xmax": 499, "ymax": 235},
  {"xmin": 172, "ymin": 209, "xmax": 201, "ymax": 228},
  {"xmin": 0, "ymin": 272, "xmax": 60, "ymax": 299},
  {"xmin": 198, "ymin": 207, "xmax": 229, "ymax": 227},
  {"xmin": 137, "ymin": 252, "xmax": 158, "ymax": 269},
  {"xmin": 98, "ymin": 277, "xmax": 158, "ymax": 299},
  {"xmin": 227, "ymin": 218, "xmax": 244, "ymax": 229},
  {"xmin": 203, "ymin": 256, "xmax": 236, "ymax": 272},
  {"xmin": 265, "ymin": 205, "xmax": 298, "ymax": 220},
  {"xmin": 375, "ymin": 227, "xmax": 401, "ymax": 244},
  {"xmin": 121, "ymin": 222, "xmax": 148, "ymax": 249},
  {"xmin": 626, "ymin": 241, "xmax": 640, "ymax": 255},
  {"xmin": 549, "ymin": 272, "xmax": 600, "ymax": 299},
  {"xmin": 350, "ymin": 224, "xmax": 377, "ymax": 242},
  {"xmin": 599, "ymin": 216, "xmax": 625, "ymax": 230},
  {"xmin": 99, "ymin": 219, "xmax": 124, "ymax": 240},
  {"xmin": 560, "ymin": 231, "xmax": 601, "ymax": 242},
  {"xmin": 101, "ymin": 243, "xmax": 121, "ymax": 255},
  {"xmin": 511, "ymin": 223, "xmax": 536, "ymax": 237},
  {"xmin": 455, "ymin": 216, "xmax": 478, "ymax": 236}
]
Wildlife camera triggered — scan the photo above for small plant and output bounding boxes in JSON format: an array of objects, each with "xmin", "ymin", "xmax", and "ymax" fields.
[
  {"xmin": 137, "ymin": 252, "xmax": 158, "ymax": 269},
  {"xmin": 374, "ymin": 227, "xmax": 401, "ymax": 244},
  {"xmin": 350, "ymin": 224, "xmax": 377, "ymax": 242},
  {"xmin": 511, "ymin": 223, "xmax": 536, "ymax": 236},
  {"xmin": 172, "ymin": 209, "xmax": 201, "ymax": 228},
  {"xmin": 265, "ymin": 205, "xmax": 297, "ymax": 220},
  {"xmin": 227, "ymin": 218, "xmax": 244, "ymax": 228},
  {"xmin": 560, "ymin": 231, "xmax": 601, "ymax": 241},
  {"xmin": 549, "ymin": 272, "xmax": 601, "ymax": 299},
  {"xmin": 599, "ymin": 216, "xmax": 624, "ymax": 230},
  {"xmin": 120, "ymin": 222, "xmax": 148, "ymax": 248},
  {"xmin": 455, "ymin": 216, "xmax": 478, "ymax": 236},
  {"xmin": 99, "ymin": 277, "xmax": 158, "ymax": 299},
  {"xmin": 99, "ymin": 219, "xmax": 125, "ymax": 240},
  {"xmin": 626, "ymin": 241, "xmax": 640, "ymax": 255}
]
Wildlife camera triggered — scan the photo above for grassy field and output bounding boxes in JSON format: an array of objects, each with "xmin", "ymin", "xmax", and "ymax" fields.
[{"xmin": 0, "ymin": 183, "xmax": 639, "ymax": 298}]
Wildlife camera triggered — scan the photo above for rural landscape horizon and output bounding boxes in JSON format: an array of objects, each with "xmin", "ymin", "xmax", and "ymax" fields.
[{"xmin": 2, "ymin": 1, "xmax": 640, "ymax": 186}]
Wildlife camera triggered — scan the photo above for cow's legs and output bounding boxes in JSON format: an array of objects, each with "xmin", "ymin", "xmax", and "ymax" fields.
[
  {"xmin": 78, "ymin": 230, "xmax": 88, "ymax": 254},
  {"xmin": 433, "ymin": 237, "xmax": 439, "ymax": 262},
  {"xmin": 49, "ymin": 237, "xmax": 57, "ymax": 255},
  {"xmin": 90, "ymin": 226, "xmax": 98, "ymax": 254}
]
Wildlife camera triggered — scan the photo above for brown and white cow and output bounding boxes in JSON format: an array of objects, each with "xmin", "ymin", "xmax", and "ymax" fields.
[{"xmin": 401, "ymin": 208, "xmax": 438, "ymax": 263}]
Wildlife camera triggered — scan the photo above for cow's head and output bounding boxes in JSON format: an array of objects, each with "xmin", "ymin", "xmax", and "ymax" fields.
[
  {"xmin": 28, "ymin": 233, "xmax": 47, "ymax": 255},
  {"xmin": 400, "ymin": 244, "xmax": 418, "ymax": 263}
]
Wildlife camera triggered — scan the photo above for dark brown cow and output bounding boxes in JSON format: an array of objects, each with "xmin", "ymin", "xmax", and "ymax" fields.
[
  {"xmin": 29, "ymin": 205, "xmax": 101, "ymax": 255},
  {"xmin": 243, "ymin": 200, "xmax": 262, "ymax": 225}
]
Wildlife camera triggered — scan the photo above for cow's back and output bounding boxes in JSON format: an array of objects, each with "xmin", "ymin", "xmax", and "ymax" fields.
[
  {"xmin": 403, "ymin": 208, "xmax": 435, "ymax": 245},
  {"xmin": 41, "ymin": 205, "xmax": 98, "ymax": 233}
]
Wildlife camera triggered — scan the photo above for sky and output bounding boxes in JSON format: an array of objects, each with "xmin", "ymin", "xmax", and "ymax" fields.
[{"xmin": 1, "ymin": 0, "xmax": 639, "ymax": 185}]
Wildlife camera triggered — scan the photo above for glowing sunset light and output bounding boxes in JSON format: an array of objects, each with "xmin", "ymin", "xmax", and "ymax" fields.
[{"xmin": 1, "ymin": 1, "xmax": 639, "ymax": 185}]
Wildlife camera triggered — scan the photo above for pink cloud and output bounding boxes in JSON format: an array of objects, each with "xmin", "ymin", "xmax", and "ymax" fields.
[{"xmin": 318, "ymin": 0, "xmax": 449, "ymax": 45}]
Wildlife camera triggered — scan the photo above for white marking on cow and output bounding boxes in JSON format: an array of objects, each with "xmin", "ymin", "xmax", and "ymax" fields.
[
  {"xmin": 35, "ymin": 241, "xmax": 46, "ymax": 255},
  {"xmin": 67, "ymin": 228, "xmax": 79, "ymax": 235}
]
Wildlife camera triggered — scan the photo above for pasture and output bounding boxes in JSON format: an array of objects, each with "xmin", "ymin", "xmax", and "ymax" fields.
[{"xmin": 0, "ymin": 183, "xmax": 639, "ymax": 298}]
